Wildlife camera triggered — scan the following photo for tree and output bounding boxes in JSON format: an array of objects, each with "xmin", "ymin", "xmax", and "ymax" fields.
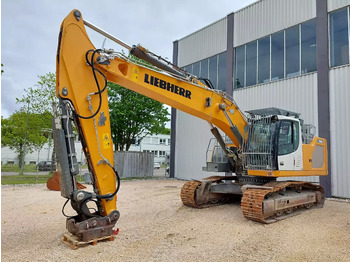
[
  {"xmin": 13, "ymin": 73, "xmax": 57, "ymax": 166},
  {"xmin": 16, "ymin": 72, "xmax": 57, "ymax": 114},
  {"xmin": 1, "ymin": 111, "xmax": 53, "ymax": 167},
  {"xmin": 108, "ymin": 82, "xmax": 170, "ymax": 151}
]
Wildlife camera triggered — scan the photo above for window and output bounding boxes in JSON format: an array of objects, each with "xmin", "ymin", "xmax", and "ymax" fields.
[
  {"xmin": 192, "ymin": 61, "xmax": 200, "ymax": 77},
  {"xmin": 151, "ymin": 150, "xmax": 159, "ymax": 157},
  {"xmin": 246, "ymin": 41, "xmax": 257, "ymax": 86},
  {"xmin": 184, "ymin": 64, "xmax": 192, "ymax": 74},
  {"xmin": 301, "ymin": 19, "xmax": 317, "ymax": 73},
  {"xmin": 209, "ymin": 55, "xmax": 218, "ymax": 89},
  {"xmin": 218, "ymin": 52, "xmax": 227, "ymax": 91},
  {"xmin": 168, "ymin": 139, "xmax": 171, "ymax": 145},
  {"xmin": 182, "ymin": 52, "xmax": 225, "ymax": 90},
  {"xmin": 293, "ymin": 121, "xmax": 300, "ymax": 151},
  {"xmin": 258, "ymin": 36, "xmax": 270, "ymax": 83},
  {"xmin": 234, "ymin": 45, "xmax": 245, "ymax": 88},
  {"xmin": 159, "ymin": 138, "xmax": 166, "ymax": 145},
  {"xmin": 286, "ymin": 25, "xmax": 300, "ymax": 77},
  {"xmin": 278, "ymin": 121, "xmax": 299, "ymax": 155},
  {"xmin": 159, "ymin": 151, "xmax": 166, "ymax": 157},
  {"xmin": 234, "ymin": 19, "xmax": 317, "ymax": 88},
  {"xmin": 271, "ymin": 31, "xmax": 284, "ymax": 80},
  {"xmin": 278, "ymin": 121, "xmax": 293, "ymax": 155},
  {"xmin": 200, "ymin": 59, "xmax": 209, "ymax": 78},
  {"xmin": 330, "ymin": 7, "xmax": 349, "ymax": 67}
]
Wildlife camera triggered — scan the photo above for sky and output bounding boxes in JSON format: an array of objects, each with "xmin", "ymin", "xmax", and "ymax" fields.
[{"xmin": 1, "ymin": 0, "xmax": 256, "ymax": 118}]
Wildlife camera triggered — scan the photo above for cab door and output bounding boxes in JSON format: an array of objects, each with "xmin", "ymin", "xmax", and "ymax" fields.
[{"xmin": 277, "ymin": 120, "xmax": 303, "ymax": 170}]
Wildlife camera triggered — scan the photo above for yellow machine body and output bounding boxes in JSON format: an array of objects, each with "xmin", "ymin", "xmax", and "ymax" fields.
[{"xmin": 55, "ymin": 10, "xmax": 328, "ymax": 230}]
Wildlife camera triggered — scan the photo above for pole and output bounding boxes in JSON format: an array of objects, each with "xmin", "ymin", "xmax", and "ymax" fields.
[{"xmin": 20, "ymin": 100, "xmax": 30, "ymax": 175}]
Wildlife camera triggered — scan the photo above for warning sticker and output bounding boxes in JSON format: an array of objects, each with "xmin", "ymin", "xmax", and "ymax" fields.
[
  {"xmin": 132, "ymin": 67, "xmax": 139, "ymax": 82},
  {"xmin": 102, "ymin": 133, "xmax": 111, "ymax": 149}
]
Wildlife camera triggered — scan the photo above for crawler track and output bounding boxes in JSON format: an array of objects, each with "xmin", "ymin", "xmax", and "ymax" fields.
[
  {"xmin": 241, "ymin": 181, "xmax": 325, "ymax": 223},
  {"xmin": 181, "ymin": 180, "xmax": 325, "ymax": 224},
  {"xmin": 180, "ymin": 180, "xmax": 202, "ymax": 208}
]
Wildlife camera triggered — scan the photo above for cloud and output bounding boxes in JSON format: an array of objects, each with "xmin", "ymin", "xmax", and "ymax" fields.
[
  {"xmin": 1, "ymin": 75, "xmax": 21, "ymax": 117},
  {"xmin": 1, "ymin": 0, "xmax": 256, "ymax": 118}
]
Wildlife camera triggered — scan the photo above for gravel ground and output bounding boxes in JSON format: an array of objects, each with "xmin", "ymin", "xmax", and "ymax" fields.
[{"xmin": 2, "ymin": 179, "xmax": 350, "ymax": 262}]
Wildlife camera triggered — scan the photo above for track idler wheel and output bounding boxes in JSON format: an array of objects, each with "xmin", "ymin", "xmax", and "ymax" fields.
[{"xmin": 180, "ymin": 180, "xmax": 224, "ymax": 208}]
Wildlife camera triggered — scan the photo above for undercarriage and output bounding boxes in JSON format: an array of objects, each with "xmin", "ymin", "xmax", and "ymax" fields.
[{"xmin": 181, "ymin": 176, "xmax": 325, "ymax": 223}]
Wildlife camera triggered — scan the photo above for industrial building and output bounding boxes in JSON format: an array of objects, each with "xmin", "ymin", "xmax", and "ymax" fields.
[{"xmin": 170, "ymin": 0, "xmax": 350, "ymax": 198}]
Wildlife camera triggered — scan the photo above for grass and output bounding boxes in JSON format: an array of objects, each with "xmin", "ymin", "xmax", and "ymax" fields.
[
  {"xmin": 1, "ymin": 173, "xmax": 86, "ymax": 185},
  {"xmin": 1, "ymin": 164, "xmax": 160, "ymax": 185},
  {"xmin": 1, "ymin": 174, "xmax": 53, "ymax": 185},
  {"xmin": 1, "ymin": 174, "xmax": 160, "ymax": 185},
  {"xmin": 1, "ymin": 164, "xmax": 38, "ymax": 173}
]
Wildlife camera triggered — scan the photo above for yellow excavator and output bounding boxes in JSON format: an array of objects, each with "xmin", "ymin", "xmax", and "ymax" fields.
[{"xmin": 54, "ymin": 10, "xmax": 327, "ymax": 245}]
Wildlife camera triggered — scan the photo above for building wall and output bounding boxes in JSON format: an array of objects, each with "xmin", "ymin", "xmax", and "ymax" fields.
[
  {"xmin": 177, "ymin": 17, "xmax": 227, "ymax": 67},
  {"xmin": 328, "ymin": 0, "xmax": 350, "ymax": 12},
  {"xmin": 233, "ymin": 73, "xmax": 318, "ymax": 130},
  {"xmin": 174, "ymin": 111, "xmax": 217, "ymax": 180},
  {"xmin": 234, "ymin": 0, "xmax": 316, "ymax": 47},
  {"xmin": 133, "ymin": 133, "xmax": 170, "ymax": 164},
  {"xmin": 175, "ymin": 14, "xmax": 229, "ymax": 180},
  {"xmin": 1, "ymin": 142, "xmax": 85, "ymax": 165},
  {"xmin": 174, "ymin": 0, "xmax": 350, "ymax": 197},
  {"xmin": 175, "ymin": 0, "xmax": 320, "ymax": 182},
  {"xmin": 233, "ymin": 73, "xmax": 319, "ymax": 183},
  {"xmin": 329, "ymin": 65, "xmax": 350, "ymax": 198}
]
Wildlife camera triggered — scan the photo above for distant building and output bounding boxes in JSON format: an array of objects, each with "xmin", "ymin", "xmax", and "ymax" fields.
[
  {"xmin": 1, "ymin": 142, "xmax": 86, "ymax": 166},
  {"xmin": 1, "ymin": 133, "xmax": 170, "ymax": 166},
  {"xmin": 131, "ymin": 133, "xmax": 170, "ymax": 165}
]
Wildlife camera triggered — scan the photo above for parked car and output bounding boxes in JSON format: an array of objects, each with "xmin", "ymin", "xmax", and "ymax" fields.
[
  {"xmin": 37, "ymin": 161, "xmax": 56, "ymax": 171},
  {"xmin": 154, "ymin": 162, "xmax": 161, "ymax": 169}
]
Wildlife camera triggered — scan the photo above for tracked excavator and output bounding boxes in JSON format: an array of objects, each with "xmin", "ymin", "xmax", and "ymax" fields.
[{"xmin": 54, "ymin": 10, "xmax": 328, "ymax": 245}]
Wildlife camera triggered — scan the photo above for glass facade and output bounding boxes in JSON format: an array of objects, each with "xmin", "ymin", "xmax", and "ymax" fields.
[
  {"xmin": 183, "ymin": 6, "xmax": 350, "ymax": 91},
  {"xmin": 192, "ymin": 61, "xmax": 200, "ymax": 77},
  {"xmin": 182, "ymin": 52, "xmax": 227, "ymax": 91},
  {"xmin": 271, "ymin": 31, "xmax": 284, "ymax": 80},
  {"xmin": 258, "ymin": 36, "xmax": 270, "ymax": 84},
  {"xmin": 246, "ymin": 41, "xmax": 257, "ymax": 86},
  {"xmin": 234, "ymin": 46, "xmax": 245, "ymax": 88},
  {"xmin": 234, "ymin": 19, "xmax": 317, "ymax": 89},
  {"xmin": 330, "ymin": 7, "xmax": 349, "ymax": 67},
  {"xmin": 285, "ymin": 25, "xmax": 300, "ymax": 77},
  {"xmin": 200, "ymin": 59, "xmax": 208, "ymax": 78},
  {"xmin": 209, "ymin": 56, "xmax": 218, "ymax": 89},
  {"xmin": 301, "ymin": 19, "xmax": 317, "ymax": 73}
]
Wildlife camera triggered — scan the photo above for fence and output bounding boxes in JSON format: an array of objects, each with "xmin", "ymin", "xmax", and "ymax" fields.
[
  {"xmin": 2, "ymin": 151, "xmax": 154, "ymax": 185},
  {"xmin": 114, "ymin": 151, "xmax": 154, "ymax": 178}
]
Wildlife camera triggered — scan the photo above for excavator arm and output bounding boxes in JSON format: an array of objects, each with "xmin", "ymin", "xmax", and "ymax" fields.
[{"xmin": 54, "ymin": 10, "xmax": 247, "ymax": 243}]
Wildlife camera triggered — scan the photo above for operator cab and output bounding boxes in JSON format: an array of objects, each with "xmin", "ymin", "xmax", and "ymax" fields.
[{"xmin": 242, "ymin": 107, "xmax": 304, "ymax": 171}]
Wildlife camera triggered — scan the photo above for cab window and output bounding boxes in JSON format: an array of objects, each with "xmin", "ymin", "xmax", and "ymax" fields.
[{"xmin": 278, "ymin": 121, "xmax": 299, "ymax": 155}]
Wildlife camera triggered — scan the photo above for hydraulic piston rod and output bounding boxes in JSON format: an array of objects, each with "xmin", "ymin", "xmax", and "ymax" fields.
[{"xmin": 83, "ymin": 19, "xmax": 132, "ymax": 51}]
